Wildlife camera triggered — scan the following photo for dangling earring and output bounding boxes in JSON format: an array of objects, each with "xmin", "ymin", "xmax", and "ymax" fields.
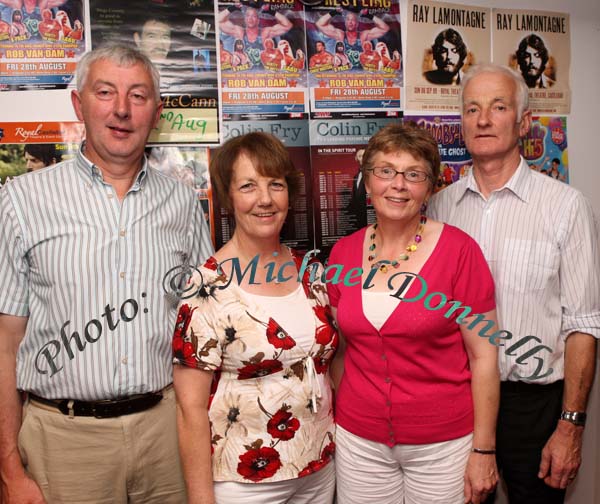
[{"xmin": 420, "ymin": 200, "xmax": 428, "ymax": 215}]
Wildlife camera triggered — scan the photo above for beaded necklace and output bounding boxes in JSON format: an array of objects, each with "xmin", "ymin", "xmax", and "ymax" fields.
[{"xmin": 367, "ymin": 215, "xmax": 427, "ymax": 272}]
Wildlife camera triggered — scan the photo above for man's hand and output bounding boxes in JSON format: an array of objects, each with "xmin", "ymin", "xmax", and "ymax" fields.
[
  {"xmin": 464, "ymin": 452, "xmax": 498, "ymax": 504},
  {"xmin": 538, "ymin": 420, "xmax": 583, "ymax": 488},
  {"xmin": 1, "ymin": 471, "xmax": 46, "ymax": 504}
]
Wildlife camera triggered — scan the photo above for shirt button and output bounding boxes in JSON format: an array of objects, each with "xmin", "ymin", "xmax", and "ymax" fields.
[
  {"xmin": 386, "ymin": 400, "xmax": 392, "ymax": 406},
  {"xmin": 121, "ymin": 357, "xmax": 128, "ymax": 365},
  {"xmin": 381, "ymin": 354, "xmax": 387, "ymax": 360},
  {"xmin": 120, "ymin": 272, "xmax": 125, "ymax": 279},
  {"xmin": 119, "ymin": 230, "xmax": 126, "ymax": 237},
  {"xmin": 107, "ymin": 193, "xmax": 113, "ymax": 199},
  {"xmin": 385, "ymin": 377, "xmax": 391, "ymax": 383}
]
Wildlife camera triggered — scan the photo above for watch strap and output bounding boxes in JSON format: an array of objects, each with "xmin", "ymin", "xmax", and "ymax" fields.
[{"xmin": 560, "ymin": 410, "xmax": 587, "ymax": 426}]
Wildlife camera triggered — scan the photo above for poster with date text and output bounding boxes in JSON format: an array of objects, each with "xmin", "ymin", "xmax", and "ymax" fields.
[
  {"xmin": 405, "ymin": 0, "xmax": 490, "ymax": 112},
  {"xmin": 492, "ymin": 9, "xmax": 570, "ymax": 114},
  {"xmin": 218, "ymin": 0, "xmax": 308, "ymax": 118},
  {"xmin": 0, "ymin": 0, "xmax": 85, "ymax": 90},
  {"xmin": 304, "ymin": 0, "xmax": 402, "ymax": 114},
  {"xmin": 90, "ymin": 0, "xmax": 219, "ymax": 144}
]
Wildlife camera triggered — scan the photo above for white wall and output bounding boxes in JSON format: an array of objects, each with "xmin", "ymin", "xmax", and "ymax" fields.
[{"xmin": 1, "ymin": 0, "xmax": 598, "ymax": 501}]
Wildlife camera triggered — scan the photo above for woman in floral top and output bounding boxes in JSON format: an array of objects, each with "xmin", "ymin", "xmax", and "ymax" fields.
[{"xmin": 173, "ymin": 132, "xmax": 337, "ymax": 504}]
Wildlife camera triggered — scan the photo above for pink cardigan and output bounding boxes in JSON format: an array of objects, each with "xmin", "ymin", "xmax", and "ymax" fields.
[{"xmin": 328, "ymin": 224, "xmax": 495, "ymax": 446}]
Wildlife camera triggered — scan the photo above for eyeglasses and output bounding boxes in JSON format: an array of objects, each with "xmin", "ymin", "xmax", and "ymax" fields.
[{"xmin": 367, "ymin": 167, "xmax": 430, "ymax": 183}]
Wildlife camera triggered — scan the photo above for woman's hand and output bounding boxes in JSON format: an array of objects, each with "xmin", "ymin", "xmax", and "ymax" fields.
[{"xmin": 463, "ymin": 452, "xmax": 498, "ymax": 504}]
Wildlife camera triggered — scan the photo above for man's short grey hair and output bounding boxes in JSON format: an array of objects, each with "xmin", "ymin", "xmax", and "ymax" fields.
[
  {"xmin": 460, "ymin": 63, "xmax": 529, "ymax": 121},
  {"xmin": 76, "ymin": 43, "xmax": 161, "ymax": 102}
]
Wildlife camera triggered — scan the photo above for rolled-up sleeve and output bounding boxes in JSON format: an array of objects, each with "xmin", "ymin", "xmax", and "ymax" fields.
[
  {"xmin": 559, "ymin": 193, "xmax": 600, "ymax": 340},
  {"xmin": 0, "ymin": 186, "xmax": 29, "ymax": 316}
]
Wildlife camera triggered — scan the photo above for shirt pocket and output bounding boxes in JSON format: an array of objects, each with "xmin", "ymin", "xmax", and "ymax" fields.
[{"xmin": 497, "ymin": 239, "xmax": 558, "ymax": 293}]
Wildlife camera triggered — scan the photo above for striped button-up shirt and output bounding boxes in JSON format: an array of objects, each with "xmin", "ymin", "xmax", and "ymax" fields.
[
  {"xmin": 0, "ymin": 147, "xmax": 213, "ymax": 400},
  {"xmin": 429, "ymin": 158, "xmax": 600, "ymax": 384}
]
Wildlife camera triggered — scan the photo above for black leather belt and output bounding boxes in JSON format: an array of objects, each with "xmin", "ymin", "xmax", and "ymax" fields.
[
  {"xmin": 501, "ymin": 379, "xmax": 563, "ymax": 393},
  {"xmin": 28, "ymin": 390, "xmax": 164, "ymax": 418}
]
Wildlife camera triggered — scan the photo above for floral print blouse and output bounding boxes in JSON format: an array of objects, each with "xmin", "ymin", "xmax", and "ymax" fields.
[{"xmin": 172, "ymin": 252, "xmax": 338, "ymax": 483}]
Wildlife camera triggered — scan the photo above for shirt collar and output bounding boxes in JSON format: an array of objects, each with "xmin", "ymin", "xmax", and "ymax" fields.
[
  {"xmin": 75, "ymin": 141, "xmax": 150, "ymax": 191},
  {"xmin": 458, "ymin": 156, "xmax": 532, "ymax": 203}
]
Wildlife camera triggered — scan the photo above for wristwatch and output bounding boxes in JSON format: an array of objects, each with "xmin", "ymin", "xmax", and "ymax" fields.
[{"xmin": 560, "ymin": 410, "xmax": 587, "ymax": 426}]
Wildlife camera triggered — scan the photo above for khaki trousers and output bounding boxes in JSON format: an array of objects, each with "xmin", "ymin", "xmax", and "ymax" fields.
[{"xmin": 18, "ymin": 387, "xmax": 186, "ymax": 504}]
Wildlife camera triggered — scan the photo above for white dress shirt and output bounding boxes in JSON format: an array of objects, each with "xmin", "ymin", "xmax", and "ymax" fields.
[
  {"xmin": 429, "ymin": 158, "xmax": 600, "ymax": 383},
  {"xmin": 0, "ymin": 146, "xmax": 213, "ymax": 400}
]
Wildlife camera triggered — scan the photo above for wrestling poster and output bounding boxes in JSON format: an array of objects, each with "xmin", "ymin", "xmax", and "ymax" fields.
[
  {"xmin": 405, "ymin": 0, "xmax": 490, "ymax": 112},
  {"xmin": 90, "ymin": 0, "xmax": 219, "ymax": 144},
  {"xmin": 304, "ymin": 0, "xmax": 402, "ymax": 114},
  {"xmin": 211, "ymin": 119, "xmax": 314, "ymax": 251},
  {"xmin": 146, "ymin": 146, "xmax": 215, "ymax": 233},
  {"xmin": 492, "ymin": 9, "xmax": 570, "ymax": 114},
  {"xmin": 218, "ymin": 0, "xmax": 308, "ymax": 118},
  {"xmin": 405, "ymin": 114, "xmax": 471, "ymax": 192},
  {"xmin": 0, "ymin": 0, "xmax": 85, "ymax": 90},
  {"xmin": 309, "ymin": 116, "xmax": 398, "ymax": 256},
  {"xmin": 521, "ymin": 116, "xmax": 568, "ymax": 183},
  {"xmin": 0, "ymin": 120, "xmax": 84, "ymax": 183}
]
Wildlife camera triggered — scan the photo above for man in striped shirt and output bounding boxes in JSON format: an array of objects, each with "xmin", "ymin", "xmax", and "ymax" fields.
[
  {"xmin": 0, "ymin": 45, "xmax": 212, "ymax": 503},
  {"xmin": 429, "ymin": 64, "xmax": 599, "ymax": 503}
]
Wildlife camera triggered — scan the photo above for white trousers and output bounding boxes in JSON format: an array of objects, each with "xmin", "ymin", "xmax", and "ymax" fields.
[
  {"xmin": 214, "ymin": 461, "xmax": 335, "ymax": 504},
  {"xmin": 336, "ymin": 425, "xmax": 472, "ymax": 504}
]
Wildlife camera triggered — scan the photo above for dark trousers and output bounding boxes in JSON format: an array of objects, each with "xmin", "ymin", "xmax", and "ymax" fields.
[{"xmin": 485, "ymin": 380, "xmax": 567, "ymax": 504}]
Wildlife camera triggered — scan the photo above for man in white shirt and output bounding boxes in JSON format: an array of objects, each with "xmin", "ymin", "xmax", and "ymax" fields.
[
  {"xmin": 0, "ymin": 44, "xmax": 212, "ymax": 503},
  {"xmin": 429, "ymin": 64, "xmax": 599, "ymax": 503}
]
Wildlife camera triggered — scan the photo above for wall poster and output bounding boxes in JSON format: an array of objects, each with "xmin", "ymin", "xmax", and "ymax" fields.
[
  {"xmin": 90, "ymin": 0, "xmax": 219, "ymax": 144},
  {"xmin": 492, "ymin": 8, "xmax": 570, "ymax": 114},
  {"xmin": 0, "ymin": 0, "xmax": 85, "ymax": 90},
  {"xmin": 405, "ymin": 0, "xmax": 490, "ymax": 111}
]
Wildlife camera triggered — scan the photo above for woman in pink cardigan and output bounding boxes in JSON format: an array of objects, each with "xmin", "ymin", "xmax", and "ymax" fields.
[{"xmin": 328, "ymin": 123, "xmax": 500, "ymax": 504}]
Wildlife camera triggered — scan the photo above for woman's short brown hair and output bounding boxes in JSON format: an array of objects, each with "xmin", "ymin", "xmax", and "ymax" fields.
[
  {"xmin": 361, "ymin": 123, "xmax": 441, "ymax": 187},
  {"xmin": 209, "ymin": 132, "xmax": 301, "ymax": 212}
]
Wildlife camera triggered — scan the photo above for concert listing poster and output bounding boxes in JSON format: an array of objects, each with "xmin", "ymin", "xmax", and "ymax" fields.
[{"xmin": 211, "ymin": 118, "xmax": 313, "ymax": 252}]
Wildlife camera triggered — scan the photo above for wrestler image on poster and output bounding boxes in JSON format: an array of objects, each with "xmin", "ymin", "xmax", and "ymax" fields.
[
  {"xmin": 0, "ymin": 0, "xmax": 83, "ymax": 41},
  {"xmin": 308, "ymin": 4, "xmax": 401, "ymax": 74},
  {"xmin": 217, "ymin": 1, "xmax": 305, "ymax": 72}
]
